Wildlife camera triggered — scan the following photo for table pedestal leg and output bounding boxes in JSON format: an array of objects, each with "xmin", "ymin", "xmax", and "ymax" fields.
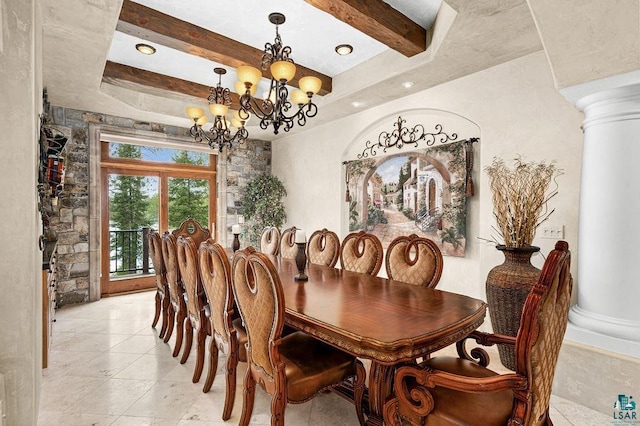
[{"xmin": 366, "ymin": 362, "xmax": 396, "ymax": 426}]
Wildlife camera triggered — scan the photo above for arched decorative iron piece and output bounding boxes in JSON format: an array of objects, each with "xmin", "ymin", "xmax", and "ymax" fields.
[{"xmin": 357, "ymin": 116, "xmax": 458, "ymax": 159}]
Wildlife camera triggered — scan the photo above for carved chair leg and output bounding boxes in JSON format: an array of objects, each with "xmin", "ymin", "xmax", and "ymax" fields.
[
  {"xmin": 270, "ymin": 392, "xmax": 286, "ymax": 426},
  {"xmin": 181, "ymin": 320, "xmax": 194, "ymax": 364},
  {"xmin": 202, "ymin": 337, "xmax": 219, "ymax": 393},
  {"xmin": 239, "ymin": 369, "xmax": 256, "ymax": 426},
  {"xmin": 172, "ymin": 309, "xmax": 186, "ymax": 357},
  {"xmin": 353, "ymin": 360, "xmax": 367, "ymax": 426},
  {"xmin": 222, "ymin": 345, "xmax": 238, "ymax": 421},
  {"xmin": 159, "ymin": 295, "xmax": 170, "ymax": 338},
  {"xmin": 163, "ymin": 304, "xmax": 175, "ymax": 344},
  {"xmin": 192, "ymin": 324, "xmax": 207, "ymax": 382},
  {"xmin": 152, "ymin": 291, "xmax": 161, "ymax": 328}
]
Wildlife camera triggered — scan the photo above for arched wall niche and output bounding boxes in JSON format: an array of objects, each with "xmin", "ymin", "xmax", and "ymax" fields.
[{"xmin": 341, "ymin": 108, "xmax": 480, "ymax": 257}]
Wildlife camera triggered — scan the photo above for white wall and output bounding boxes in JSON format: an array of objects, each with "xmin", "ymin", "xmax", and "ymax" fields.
[
  {"xmin": 0, "ymin": 0, "xmax": 43, "ymax": 423},
  {"xmin": 272, "ymin": 51, "xmax": 584, "ymax": 306}
]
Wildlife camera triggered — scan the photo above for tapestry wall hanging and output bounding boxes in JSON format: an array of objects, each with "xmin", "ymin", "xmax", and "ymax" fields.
[{"xmin": 344, "ymin": 116, "xmax": 477, "ymax": 257}]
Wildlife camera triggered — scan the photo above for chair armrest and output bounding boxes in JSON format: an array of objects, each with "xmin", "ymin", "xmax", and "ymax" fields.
[
  {"xmin": 385, "ymin": 365, "xmax": 528, "ymax": 424},
  {"xmin": 401, "ymin": 365, "xmax": 527, "ymax": 393},
  {"xmin": 456, "ymin": 331, "xmax": 517, "ymax": 366}
]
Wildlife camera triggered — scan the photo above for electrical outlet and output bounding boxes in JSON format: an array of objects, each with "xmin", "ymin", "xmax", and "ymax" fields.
[{"xmin": 540, "ymin": 225, "xmax": 564, "ymax": 239}]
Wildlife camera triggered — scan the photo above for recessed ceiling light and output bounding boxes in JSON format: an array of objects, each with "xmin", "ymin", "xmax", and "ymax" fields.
[
  {"xmin": 351, "ymin": 101, "xmax": 363, "ymax": 108},
  {"xmin": 135, "ymin": 43, "xmax": 156, "ymax": 55},
  {"xmin": 402, "ymin": 81, "xmax": 414, "ymax": 89},
  {"xmin": 335, "ymin": 44, "xmax": 354, "ymax": 56}
]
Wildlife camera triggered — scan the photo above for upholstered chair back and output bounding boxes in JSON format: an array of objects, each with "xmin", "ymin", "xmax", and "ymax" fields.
[
  {"xmin": 172, "ymin": 217, "xmax": 210, "ymax": 248},
  {"xmin": 385, "ymin": 234, "xmax": 443, "ymax": 287},
  {"xmin": 176, "ymin": 236, "xmax": 201, "ymax": 325},
  {"xmin": 149, "ymin": 230, "xmax": 166, "ymax": 290},
  {"xmin": 279, "ymin": 226, "xmax": 298, "ymax": 259},
  {"xmin": 232, "ymin": 250, "xmax": 284, "ymax": 379},
  {"xmin": 260, "ymin": 227, "xmax": 281, "ymax": 256},
  {"xmin": 307, "ymin": 228, "xmax": 340, "ymax": 268},
  {"xmin": 517, "ymin": 240, "xmax": 572, "ymax": 423},
  {"xmin": 199, "ymin": 239, "xmax": 233, "ymax": 347},
  {"xmin": 161, "ymin": 232, "xmax": 181, "ymax": 306},
  {"xmin": 340, "ymin": 231, "xmax": 383, "ymax": 276}
]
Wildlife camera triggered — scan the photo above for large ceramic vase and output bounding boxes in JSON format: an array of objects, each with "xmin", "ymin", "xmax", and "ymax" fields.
[{"xmin": 486, "ymin": 245, "xmax": 540, "ymax": 371}]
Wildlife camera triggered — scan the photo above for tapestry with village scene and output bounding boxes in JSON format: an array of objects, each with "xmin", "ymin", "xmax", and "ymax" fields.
[{"xmin": 345, "ymin": 140, "xmax": 470, "ymax": 257}]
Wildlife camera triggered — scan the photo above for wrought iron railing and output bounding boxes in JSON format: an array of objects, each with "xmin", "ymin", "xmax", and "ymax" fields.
[
  {"xmin": 415, "ymin": 208, "xmax": 440, "ymax": 232},
  {"xmin": 109, "ymin": 227, "xmax": 153, "ymax": 275}
]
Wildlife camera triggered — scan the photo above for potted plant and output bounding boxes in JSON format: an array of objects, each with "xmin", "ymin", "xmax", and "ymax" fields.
[
  {"xmin": 241, "ymin": 173, "xmax": 287, "ymax": 248},
  {"xmin": 484, "ymin": 156, "xmax": 560, "ymax": 370}
]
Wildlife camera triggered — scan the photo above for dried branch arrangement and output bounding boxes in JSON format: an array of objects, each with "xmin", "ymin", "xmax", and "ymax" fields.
[{"xmin": 485, "ymin": 157, "xmax": 560, "ymax": 248}]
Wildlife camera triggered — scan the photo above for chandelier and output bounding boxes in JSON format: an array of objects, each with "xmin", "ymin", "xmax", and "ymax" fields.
[
  {"xmin": 235, "ymin": 12, "xmax": 322, "ymax": 135},
  {"xmin": 186, "ymin": 67, "xmax": 249, "ymax": 152}
]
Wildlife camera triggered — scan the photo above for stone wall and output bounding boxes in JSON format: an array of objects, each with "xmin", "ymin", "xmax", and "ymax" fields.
[
  {"xmin": 224, "ymin": 139, "xmax": 271, "ymax": 248},
  {"xmin": 48, "ymin": 106, "xmax": 270, "ymax": 306}
]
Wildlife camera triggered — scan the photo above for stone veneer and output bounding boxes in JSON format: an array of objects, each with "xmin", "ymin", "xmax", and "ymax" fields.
[{"xmin": 48, "ymin": 106, "xmax": 270, "ymax": 307}]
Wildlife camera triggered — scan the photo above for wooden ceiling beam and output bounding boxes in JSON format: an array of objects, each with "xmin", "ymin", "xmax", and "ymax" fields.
[
  {"xmin": 116, "ymin": 0, "xmax": 332, "ymax": 95},
  {"xmin": 305, "ymin": 0, "xmax": 426, "ymax": 57},
  {"xmin": 102, "ymin": 61, "xmax": 243, "ymax": 110}
]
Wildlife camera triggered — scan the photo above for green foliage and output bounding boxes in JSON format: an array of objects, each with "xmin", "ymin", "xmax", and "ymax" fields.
[
  {"xmin": 349, "ymin": 200, "xmax": 359, "ymax": 228},
  {"xmin": 397, "ymin": 160, "xmax": 411, "ymax": 189},
  {"xmin": 168, "ymin": 151, "xmax": 209, "ymax": 228},
  {"xmin": 109, "ymin": 144, "xmax": 152, "ymax": 274},
  {"xmin": 241, "ymin": 174, "xmax": 287, "ymax": 247},
  {"xmin": 367, "ymin": 206, "xmax": 387, "ymax": 228},
  {"xmin": 440, "ymin": 226, "xmax": 463, "ymax": 250}
]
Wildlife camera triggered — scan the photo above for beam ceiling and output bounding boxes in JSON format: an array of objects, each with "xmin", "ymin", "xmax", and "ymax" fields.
[
  {"xmin": 102, "ymin": 61, "xmax": 244, "ymax": 110},
  {"xmin": 304, "ymin": 0, "xmax": 427, "ymax": 57},
  {"xmin": 114, "ymin": 0, "xmax": 332, "ymax": 96}
]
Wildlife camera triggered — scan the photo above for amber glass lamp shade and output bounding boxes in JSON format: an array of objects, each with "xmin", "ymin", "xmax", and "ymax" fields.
[
  {"xmin": 290, "ymin": 90, "xmax": 308, "ymax": 106},
  {"xmin": 237, "ymin": 65, "xmax": 262, "ymax": 87},
  {"xmin": 270, "ymin": 61, "xmax": 296, "ymax": 82},
  {"xmin": 208, "ymin": 103, "xmax": 229, "ymax": 118},
  {"xmin": 186, "ymin": 106, "xmax": 205, "ymax": 120},
  {"xmin": 299, "ymin": 76, "xmax": 322, "ymax": 95},
  {"xmin": 195, "ymin": 115, "xmax": 208, "ymax": 126}
]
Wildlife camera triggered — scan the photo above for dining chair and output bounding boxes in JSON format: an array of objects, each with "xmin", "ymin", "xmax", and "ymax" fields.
[
  {"xmin": 232, "ymin": 250, "xmax": 366, "ymax": 426},
  {"xmin": 279, "ymin": 226, "xmax": 298, "ymax": 259},
  {"xmin": 307, "ymin": 228, "xmax": 340, "ymax": 268},
  {"xmin": 384, "ymin": 240, "xmax": 573, "ymax": 426},
  {"xmin": 176, "ymin": 235, "xmax": 208, "ymax": 382},
  {"xmin": 385, "ymin": 234, "xmax": 444, "ymax": 287},
  {"xmin": 340, "ymin": 231, "xmax": 383, "ymax": 276},
  {"xmin": 161, "ymin": 219, "xmax": 211, "ymax": 352},
  {"xmin": 161, "ymin": 232, "xmax": 188, "ymax": 357},
  {"xmin": 260, "ymin": 226, "xmax": 281, "ymax": 256},
  {"xmin": 149, "ymin": 229, "xmax": 169, "ymax": 338},
  {"xmin": 199, "ymin": 240, "xmax": 249, "ymax": 420}
]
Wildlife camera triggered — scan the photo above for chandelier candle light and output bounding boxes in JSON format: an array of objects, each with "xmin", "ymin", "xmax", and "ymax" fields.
[
  {"xmin": 235, "ymin": 12, "xmax": 322, "ymax": 135},
  {"xmin": 186, "ymin": 67, "xmax": 249, "ymax": 152}
]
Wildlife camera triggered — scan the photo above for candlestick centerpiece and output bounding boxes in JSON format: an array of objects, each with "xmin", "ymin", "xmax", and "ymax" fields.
[
  {"xmin": 294, "ymin": 229, "xmax": 308, "ymax": 281},
  {"xmin": 232, "ymin": 224, "xmax": 241, "ymax": 252}
]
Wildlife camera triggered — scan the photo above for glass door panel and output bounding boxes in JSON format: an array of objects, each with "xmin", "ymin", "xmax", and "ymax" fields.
[{"xmin": 168, "ymin": 177, "xmax": 210, "ymax": 229}]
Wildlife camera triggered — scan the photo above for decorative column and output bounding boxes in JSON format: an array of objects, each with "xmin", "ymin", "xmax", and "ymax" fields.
[{"xmin": 565, "ymin": 82, "xmax": 640, "ymax": 357}]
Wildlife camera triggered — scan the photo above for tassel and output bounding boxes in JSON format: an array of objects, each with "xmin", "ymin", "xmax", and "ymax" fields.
[
  {"xmin": 345, "ymin": 188, "xmax": 351, "ymax": 202},
  {"xmin": 466, "ymin": 176, "xmax": 474, "ymax": 197}
]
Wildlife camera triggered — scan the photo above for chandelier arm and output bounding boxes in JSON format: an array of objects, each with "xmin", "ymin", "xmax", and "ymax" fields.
[{"xmin": 240, "ymin": 94, "xmax": 274, "ymax": 120}]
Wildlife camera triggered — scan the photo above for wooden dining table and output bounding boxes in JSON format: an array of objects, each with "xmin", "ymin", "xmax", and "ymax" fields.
[{"xmin": 264, "ymin": 255, "xmax": 487, "ymax": 426}]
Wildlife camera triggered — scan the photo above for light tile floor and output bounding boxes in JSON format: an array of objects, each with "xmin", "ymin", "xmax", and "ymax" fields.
[{"xmin": 39, "ymin": 291, "xmax": 611, "ymax": 425}]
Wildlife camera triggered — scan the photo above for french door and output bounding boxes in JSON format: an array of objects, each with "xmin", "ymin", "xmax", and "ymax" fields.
[{"xmin": 100, "ymin": 141, "xmax": 216, "ymax": 296}]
